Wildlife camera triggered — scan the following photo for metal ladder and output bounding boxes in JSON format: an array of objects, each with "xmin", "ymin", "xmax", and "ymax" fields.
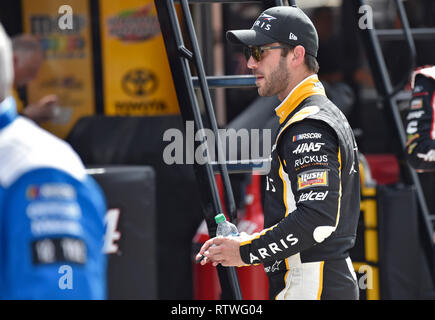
[
  {"xmin": 154, "ymin": 0, "xmax": 291, "ymax": 300},
  {"xmin": 352, "ymin": 0, "xmax": 435, "ymax": 285}
]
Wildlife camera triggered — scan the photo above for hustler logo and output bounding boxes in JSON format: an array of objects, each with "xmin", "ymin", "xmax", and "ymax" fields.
[
  {"xmin": 297, "ymin": 169, "xmax": 329, "ymax": 190},
  {"xmin": 410, "ymin": 98, "xmax": 423, "ymax": 110}
]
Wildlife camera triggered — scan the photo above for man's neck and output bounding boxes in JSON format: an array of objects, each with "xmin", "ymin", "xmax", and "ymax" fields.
[
  {"xmin": 274, "ymin": 73, "xmax": 325, "ymax": 124},
  {"xmin": 278, "ymin": 71, "xmax": 315, "ymax": 101}
]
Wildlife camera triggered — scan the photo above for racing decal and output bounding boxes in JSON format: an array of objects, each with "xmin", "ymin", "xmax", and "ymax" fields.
[
  {"xmin": 410, "ymin": 98, "xmax": 423, "ymax": 110},
  {"xmin": 297, "ymin": 190, "xmax": 329, "ymax": 203},
  {"xmin": 30, "ymin": 220, "xmax": 82, "ymax": 237},
  {"xmin": 407, "ymin": 142, "xmax": 418, "ymax": 154},
  {"xmin": 26, "ymin": 183, "xmax": 76, "ymax": 200},
  {"xmin": 248, "ymin": 233, "xmax": 299, "ymax": 263},
  {"xmin": 414, "ymin": 84, "xmax": 424, "ymax": 92},
  {"xmin": 26, "ymin": 202, "xmax": 81, "ymax": 220},
  {"xmin": 26, "ymin": 200, "xmax": 83, "ymax": 236},
  {"xmin": 292, "ymin": 142, "xmax": 325, "ymax": 154},
  {"xmin": 407, "ymin": 110, "xmax": 425, "ymax": 120},
  {"xmin": 32, "ymin": 237, "xmax": 86, "ymax": 265},
  {"xmin": 264, "ymin": 260, "xmax": 282, "ymax": 273},
  {"xmin": 292, "ymin": 132, "xmax": 322, "ymax": 142},
  {"xmin": 413, "ymin": 91, "xmax": 428, "ymax": 97},
  {"xmin": 253, "ymin": 13, "xmax": 276, "ymax": 31},
  {"xmin": 417, "ymin": 150, "xmax": 435, "ymax": 162},
  {"xmin": 294, "ymin": 154, "xmax": 328, "ymax": 168},
  {"xmin": 406, "ymin": 121, "xmax": 418, "ymax": 135},
  {"xmin": 297, "ymin": 169, "xmax": 329, "ymax": 190},
  {"xmin": 313, "ymin": 226, "xmax": 335, "ymax": 243},
  {"xmin": 406, "ymin": 133, "xmax": 420, "ymax": 146}
]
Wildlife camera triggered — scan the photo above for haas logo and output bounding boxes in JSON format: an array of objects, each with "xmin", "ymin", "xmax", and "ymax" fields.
[{"xmin": 293, "ymin": 142, "xmax": 325, "ymax": 154}]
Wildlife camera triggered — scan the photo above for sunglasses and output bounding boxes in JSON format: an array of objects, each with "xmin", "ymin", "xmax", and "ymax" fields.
[{"xmin": 243, "ymin": 45, "xmax": 292, "ymax": 62}]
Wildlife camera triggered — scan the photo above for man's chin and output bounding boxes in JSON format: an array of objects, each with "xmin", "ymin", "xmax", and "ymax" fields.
[{"xmin": 257, "ymin": 88, "xmax": 272, "ymax": 97}]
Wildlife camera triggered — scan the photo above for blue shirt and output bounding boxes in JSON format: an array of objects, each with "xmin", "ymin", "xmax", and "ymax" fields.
[{"xmin": 0, "ymin": 97, "xmax": 107, "ymax": 299}]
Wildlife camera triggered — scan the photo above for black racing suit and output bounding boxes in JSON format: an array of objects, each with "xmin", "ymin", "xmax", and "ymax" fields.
[
  {"xmin": 405, "ymin": 66, "xmax": 435, "ymax": 171},
  {"xmin": 239, "ymin": 78, "xmax": 360, "ymax": 300}
]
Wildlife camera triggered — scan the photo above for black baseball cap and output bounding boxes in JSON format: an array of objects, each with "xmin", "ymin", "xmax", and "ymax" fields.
[{"xmin": 226, "ymin": 6, "xmax": 318, "ymax": 58}]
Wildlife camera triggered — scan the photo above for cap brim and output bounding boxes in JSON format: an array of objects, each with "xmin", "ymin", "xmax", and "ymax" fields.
[{"xmin": 226, "ymin": 29, "xmax": 277, "ymax": 46}]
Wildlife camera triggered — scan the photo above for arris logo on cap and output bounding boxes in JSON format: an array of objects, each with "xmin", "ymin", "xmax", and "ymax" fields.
[{"xmin": 253, "ymin": 13, "xmax": 277, "ymax": 31}]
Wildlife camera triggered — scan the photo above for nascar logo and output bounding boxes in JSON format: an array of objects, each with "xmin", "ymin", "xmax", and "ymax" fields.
[
  {"xmin": 26, "ymin": 183, "xmax": 76, "ymax": 200},
  {"xmin": 292, "ymin": 132, "xmax": 322, "ymax": 142},
  {"xmin": 297, "ymin": 169, "xmax": 329, "ymax": 190}
]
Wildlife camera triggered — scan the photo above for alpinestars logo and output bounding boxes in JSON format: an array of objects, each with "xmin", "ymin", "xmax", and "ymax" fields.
[{"xmin": 264, "ymin": 260, "xmax": 282, "ymax": 273}]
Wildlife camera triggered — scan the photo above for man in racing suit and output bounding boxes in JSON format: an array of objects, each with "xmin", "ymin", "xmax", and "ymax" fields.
[
  {"xmin": 0, "ymin": 24, "xmax": 107, "ymax": 299},
  {"xmin": 196, "ymin": 6, "xmax": 360, "ymax": 300},
  {"xmin": 405, "ymin": 65, "xmax": 435, "ymax": 172}
]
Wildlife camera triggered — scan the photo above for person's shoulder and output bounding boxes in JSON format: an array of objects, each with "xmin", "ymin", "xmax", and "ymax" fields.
[
  {"xmin": 281, "ymin": 102, "xmax": 336, "ymax": 135},
  {"xmin": 0, "ymin": 116, "xmax": 86, "ymax": 187},
  {"xmin": 280, "ymin": 117, "xmax": 337, "ymax": 143}
]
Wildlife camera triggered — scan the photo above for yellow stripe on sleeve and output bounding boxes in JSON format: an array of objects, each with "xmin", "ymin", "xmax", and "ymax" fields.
[
  {"xmin": 239, "ymin": 224, "xmax": 278, "ymax": 246},
  {"xmin": 317, "ymin": 261, "xmax": 325, "ymax": 300}
]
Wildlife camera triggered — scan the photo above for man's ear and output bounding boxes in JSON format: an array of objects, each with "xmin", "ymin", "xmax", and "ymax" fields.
[{"xmin": 292, "ymin": 45, "xmax": 306, "ymax": 66}]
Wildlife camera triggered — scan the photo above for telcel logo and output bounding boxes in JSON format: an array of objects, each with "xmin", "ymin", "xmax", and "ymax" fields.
[{"xmin": 298, "ymin": 190, "xmax": 328, "ymax": 203}]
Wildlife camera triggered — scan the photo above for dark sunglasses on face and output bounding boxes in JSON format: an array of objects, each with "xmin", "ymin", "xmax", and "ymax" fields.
[{"xmin": 243, "ymin": 45, "xmax": 292, "ymax": 61}]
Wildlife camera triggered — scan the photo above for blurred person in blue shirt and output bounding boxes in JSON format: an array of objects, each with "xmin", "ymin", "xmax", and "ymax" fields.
[{"xmin": 0, "ymin": 23, "xmax": 107, "ymax": 299}]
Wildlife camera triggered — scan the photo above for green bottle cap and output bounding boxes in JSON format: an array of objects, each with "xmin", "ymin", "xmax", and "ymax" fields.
[{"xmin": 214, "ymin": 213, "xmax": 226, "ymax": 224}]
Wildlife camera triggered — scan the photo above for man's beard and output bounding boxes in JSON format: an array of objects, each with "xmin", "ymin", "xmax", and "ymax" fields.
[{"xmin": 258, "ymin": 58, "xmax": 290, "ymax": 97}]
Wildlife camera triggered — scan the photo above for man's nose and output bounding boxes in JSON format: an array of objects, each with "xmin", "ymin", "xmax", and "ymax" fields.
[{"xmin": 247, "ymin": 56, "xmax": 257, "ymax": 70}]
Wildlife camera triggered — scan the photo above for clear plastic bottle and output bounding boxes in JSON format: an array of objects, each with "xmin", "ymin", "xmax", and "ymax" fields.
[{"xmin": 215, "ymin": 213, "xmax": 239, "ymax": 237}]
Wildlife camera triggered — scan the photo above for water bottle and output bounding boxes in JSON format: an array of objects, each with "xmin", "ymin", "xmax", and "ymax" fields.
[
  {"xmin": 215, "ymin": 213, "xmax": 239, "ymax": 237},
  {"xmin": 196, "ymin": 213, "xmax": 239, "ymax": 265}
]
